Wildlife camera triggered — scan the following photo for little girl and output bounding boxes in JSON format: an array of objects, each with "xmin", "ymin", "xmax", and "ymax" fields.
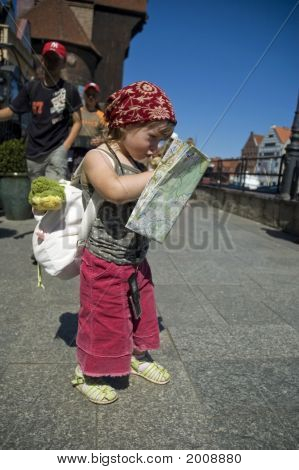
[{"xmin": 71, "ymin": 81, "xmax": 176, "ymax": 404}]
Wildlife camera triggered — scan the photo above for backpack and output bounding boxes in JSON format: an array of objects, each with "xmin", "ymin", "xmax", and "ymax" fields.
[
  {"xmin": 32, "ymin": 145, "xmax": 125, "ymax": 280},
  {"xmin": 32, "ymin": 161, "xmax": 101, "ymax": 280}
]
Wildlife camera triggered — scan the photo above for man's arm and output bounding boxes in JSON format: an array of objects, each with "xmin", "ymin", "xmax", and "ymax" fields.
[
  {"xmin": 63, "ymin": 110, "xmax": 82, "ymax": 150},
  {"xmin": 0, "ymin": 107, "xmax": 14, "ymax": 121}
]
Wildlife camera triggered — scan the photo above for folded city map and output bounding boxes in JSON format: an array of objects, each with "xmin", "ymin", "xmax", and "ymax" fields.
[{"xmin": 126, "ymin": 138, "xmax": 210, "ymax": 242}]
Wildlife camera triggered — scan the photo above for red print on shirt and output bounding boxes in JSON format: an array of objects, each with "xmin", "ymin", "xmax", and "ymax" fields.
[{"xmin": 32, "ymin": 101, "xmax": 44, "ymax": 114}]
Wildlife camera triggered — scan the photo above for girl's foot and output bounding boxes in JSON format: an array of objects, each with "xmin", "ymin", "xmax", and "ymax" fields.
[
  {"xmin": 71, "ymin": 365, "xmax": 118, "ymax": 405},
  {"xmin": 131, "ymin": 356, "xmax": 170, "ymax": 384}
]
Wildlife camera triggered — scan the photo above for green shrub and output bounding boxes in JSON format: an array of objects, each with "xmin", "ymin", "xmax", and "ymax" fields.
[{"xmin": 0, "ymin": 139, "xmax": 27, "ymax": 175}]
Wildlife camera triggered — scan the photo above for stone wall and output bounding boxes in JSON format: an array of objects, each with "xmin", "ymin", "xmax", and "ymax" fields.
[{"xmin": 194, "ymin": 186, "xmax": 299, "ymax": 236}]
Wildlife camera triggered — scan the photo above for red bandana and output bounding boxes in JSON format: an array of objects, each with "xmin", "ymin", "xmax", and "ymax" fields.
[{"xmin": 105, "ymin": 81, "xmax": 176, "ymax": 128}]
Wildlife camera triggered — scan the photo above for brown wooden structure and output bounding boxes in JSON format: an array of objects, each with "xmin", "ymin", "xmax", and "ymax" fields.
[{"xmin": 17, "ymin": 0, "xmax": 147, "ymax": 101}]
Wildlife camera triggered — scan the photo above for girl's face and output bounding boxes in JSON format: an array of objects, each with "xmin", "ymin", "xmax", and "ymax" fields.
[{"xmin": 121, "ymin": 122, "xmax": 172, "ymax": 162}]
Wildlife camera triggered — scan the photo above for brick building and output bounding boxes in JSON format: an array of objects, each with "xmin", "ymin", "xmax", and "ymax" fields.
[{"xmin": 241, "ymin": 131, "xmax": 264, "ymax": 172}]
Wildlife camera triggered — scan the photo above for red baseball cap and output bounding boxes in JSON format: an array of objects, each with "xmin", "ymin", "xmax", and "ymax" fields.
[
  {"xmin": 84, "ymin": 82, "xmax": 100, "ymax": 93},
  {"xmin": 42, "ymin": 41, "xmax": 67, "ymax": 60}
]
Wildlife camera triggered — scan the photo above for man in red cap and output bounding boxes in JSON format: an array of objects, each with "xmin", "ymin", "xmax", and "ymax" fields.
[
  {"xmin": 0, "ymin": 41, "xmax": 82, "ymax": 181},
  {"xmin": 70, "ymin": 82, "xmax": 107, "ymax": 173}
]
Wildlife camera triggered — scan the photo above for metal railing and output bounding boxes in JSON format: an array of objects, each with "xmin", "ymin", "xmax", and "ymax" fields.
[{"xmin": 200, "ymin": 155, "xmax": 286, "ymax": 195}]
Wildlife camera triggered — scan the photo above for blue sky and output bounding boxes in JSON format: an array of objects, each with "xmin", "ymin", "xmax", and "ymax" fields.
[{"xmin": 123, "ymin": 0, "xmax": 299, "ymax": 158}]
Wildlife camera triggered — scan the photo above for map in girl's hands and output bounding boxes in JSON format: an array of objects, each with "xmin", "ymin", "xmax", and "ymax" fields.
[{"xmin": 126, "ymin": 138, "xmax": 210, "ymax": 242}]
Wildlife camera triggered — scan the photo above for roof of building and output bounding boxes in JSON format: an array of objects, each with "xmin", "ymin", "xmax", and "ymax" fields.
[
  {"xmin": 23, "ymin": 0, "xmax": 101, "ymax": 57},
  {"xmin": 209, "ymin": 157, "xmax": 240, "ymax": 172},
  {"xmin": 273, "ymin": 126, "xmax": 291, "ymax": 144},
  {"xmin": 254, "ymin": 134, "xmax": 264, "ymax": 145},
  {"xmin": 221, "ymin": 159, "xmax": 241, "ymax": 173},
  {"xmin": 241, "ymin": 132, "xmax": 264, "ymax": 153}
]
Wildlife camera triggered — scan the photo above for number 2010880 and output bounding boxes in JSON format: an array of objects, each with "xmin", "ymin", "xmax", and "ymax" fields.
[{"xmin": 186, "ymin": 453, "xmax": 242, "ymax": 464}]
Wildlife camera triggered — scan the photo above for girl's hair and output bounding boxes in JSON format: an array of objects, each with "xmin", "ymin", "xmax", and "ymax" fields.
[
  {"xmin": 102, "ymin": 120, "xmax": 175, "ymax": 145},
  {"xmin": 91, "ymin": 120, "xmax": 175, "ymax": 151}
]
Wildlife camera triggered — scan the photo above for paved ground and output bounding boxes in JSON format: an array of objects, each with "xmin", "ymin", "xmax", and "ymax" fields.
[{"xmin": 0, "ymin": 202, "xmax": 298, "ymax": 450}]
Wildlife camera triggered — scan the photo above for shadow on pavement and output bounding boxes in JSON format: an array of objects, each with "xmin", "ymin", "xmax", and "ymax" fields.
[
  {"xmin": 0, "ymin": 227, "xmax": 18, "ymax": 238},
  {"xmin": 261, "ymin": 228, "xmax": 299, "ymax": 244},
  {"xmin": 13, "ymin": 230, "xmax": 34, "ymax": 240},
  {"xmin": 158, "ymin": 316, "xmax": 166, "ymax": 332},
  {"xmin": 55, "ymin": 312, "xmax": 78, "ymax": 347}
]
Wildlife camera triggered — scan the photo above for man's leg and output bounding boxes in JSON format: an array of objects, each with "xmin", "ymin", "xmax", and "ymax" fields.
[
  {"xmin": 46, "ymin": 144, "xmax": 68, "ymax": 180},
  {"xmin": 26, "ymin": 155, "xmax": 49, "ymax": 181}
]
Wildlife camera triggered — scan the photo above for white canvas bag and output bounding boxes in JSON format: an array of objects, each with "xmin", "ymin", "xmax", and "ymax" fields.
[{"xmin": 32, "ymin": 160, "xmax": 101, "ymax": 280}]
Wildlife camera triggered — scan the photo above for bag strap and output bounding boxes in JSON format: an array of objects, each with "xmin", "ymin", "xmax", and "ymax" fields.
[
  {"xmin": 104, "ymin": 143, "xmax": 125, "ymax": 175},
  {"xmin": 70, "ymin": 154, "xmax": 87, "ymax": 187},
  {"xmin": 71, "ymin": 143, "xmax": 125, "ymax": 189}
]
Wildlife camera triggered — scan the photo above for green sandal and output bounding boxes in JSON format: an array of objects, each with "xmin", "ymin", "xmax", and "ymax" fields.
[
  {"xmin": 131, "ymin": 357, "xmax": 170, "ymax": 384},
  {"xmin": 71, "ymin": 366, "xmax": 118, "ymax": 405}
]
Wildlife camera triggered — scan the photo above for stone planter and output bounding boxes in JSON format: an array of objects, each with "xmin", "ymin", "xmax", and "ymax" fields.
[{"xmin": 0, "ymin": 173, "xmax": 32, "ymax": 220}]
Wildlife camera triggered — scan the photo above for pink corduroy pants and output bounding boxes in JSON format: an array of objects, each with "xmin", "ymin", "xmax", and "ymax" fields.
[{"xmin": 76, "ymin": 249, "xmax": 160, "ymax": 377}]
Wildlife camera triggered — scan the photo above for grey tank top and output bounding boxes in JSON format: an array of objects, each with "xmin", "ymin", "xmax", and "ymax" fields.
[{"xmin": 83, "ymin": 144, "xmax": 149, "ymax": 265}]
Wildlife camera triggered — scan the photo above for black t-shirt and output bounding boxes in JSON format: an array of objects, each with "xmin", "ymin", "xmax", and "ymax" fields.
[{"xmin": 10, "ymin": 79, "xmax": 82, "ymax": 159}]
